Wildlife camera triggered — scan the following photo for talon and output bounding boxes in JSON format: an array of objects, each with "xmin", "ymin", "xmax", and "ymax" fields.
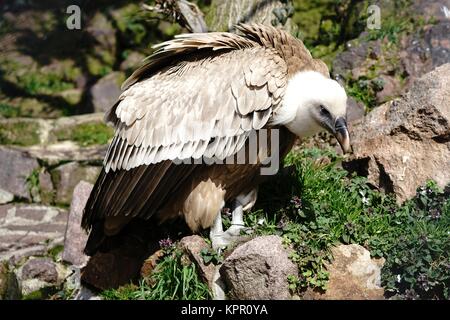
[{"xmin": 209, "ymin": 190, "xmax": 257, "ymax": 252}]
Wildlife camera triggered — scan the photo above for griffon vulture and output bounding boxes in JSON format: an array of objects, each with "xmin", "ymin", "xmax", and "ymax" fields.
[{"xmin": 82, "ymin": 24, "xmax": 350, "ymax": 253}]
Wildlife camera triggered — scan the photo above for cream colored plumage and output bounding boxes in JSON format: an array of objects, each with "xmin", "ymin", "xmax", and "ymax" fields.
[
  {"xmin": 82, "ymin": 23, "xmax": 349, "ymax": 255},
  {"xmin": 103, "ymin": 26, "xmax": 307, "ymax": 173}
]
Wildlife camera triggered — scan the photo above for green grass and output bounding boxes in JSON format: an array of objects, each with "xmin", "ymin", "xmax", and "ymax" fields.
[
  {"xmin": 0, "ymin": 121, "xmax": 40, "ymax": 146},
  {"xmin": 16, "ymin": 72, "xmax": 74, "ymax": 95},
  {"xmin": 54, "ymin": 122, "xmax": 114, "ymax": 147},
  {"xmin": 102, "ymin": 246, "xmax": 211, "ymax": 300},
  {"xmin": 246, "ymin": 148, "xmax": 450, "ymax": 299}
]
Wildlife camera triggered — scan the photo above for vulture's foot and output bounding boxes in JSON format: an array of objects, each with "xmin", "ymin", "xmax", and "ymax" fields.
[{"xmin": 209, "ymin": 193, "xmax": 255, "ymax": 251}]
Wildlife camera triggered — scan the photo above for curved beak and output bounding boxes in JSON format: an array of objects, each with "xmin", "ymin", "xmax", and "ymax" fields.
[{"xmin": 334, "ymin": 117, "xmax": 351, "ymax": 154}]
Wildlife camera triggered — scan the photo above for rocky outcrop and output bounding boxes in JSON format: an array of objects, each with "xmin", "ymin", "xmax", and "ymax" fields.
[
  {"xmin": 220, "ymin": 235, "xmax": 297, "ymax": 300},
  {"xmin": 343, "ymin": 63, "xmax": 450, "ymax": 202},
  {"xmin": 333, "ymin": 0, "xmax": 450, "ymax": 108},
  {"xmin": 303, "ymin": 244, "xmax": 385, "ymax": 300}
]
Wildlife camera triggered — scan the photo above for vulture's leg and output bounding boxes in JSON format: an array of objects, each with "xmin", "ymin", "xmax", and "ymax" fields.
[
  {"xmin": 210, "ymin": 189, "xmax": 257, "ymax": 251},
  {"xmin": 226, "ymin": 189, "xmax": 257, "ymax": 236},
  {"xmin": 210, "ymin": 210, "xmax": 228, "ymax": 251}
]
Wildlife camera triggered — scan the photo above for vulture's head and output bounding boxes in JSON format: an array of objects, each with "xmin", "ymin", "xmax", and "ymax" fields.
[{"xmin": 273, "ymin": 71, "xmax": 351, "ymax": 153}]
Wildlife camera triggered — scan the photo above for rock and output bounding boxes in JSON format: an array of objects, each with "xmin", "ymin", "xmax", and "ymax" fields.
[
  {"xmin": 303, "ymin": 244, "xmax": 385, "ymax": 300},
  {"xmin": 86, "ymin": 12, "xmax": 117, "ymax": 70},
  {"xmin": 375, "ymin": 75, "xmax": 402, "ymax": 103},
  {"xmin": 0, "ymin": 204, "xmax": 68, "ymax": 262},
  {"xmin": 346, "ymin": 97, "xmax": 365, "ymax": 124},
  {"xmin": 21, "ymin": 258, "xmax": 58, "ymax": 283},
  {"xmin": 0, "ymin": 147, "xmax": 40, "ymax": 200},
  {"xmin": 0, "ymin": 261, "xmax": 21, "ymax": 300},
  {"xmin": 179, "ymin": 235, "xmax": 216, "ymax": 289},
  {"xmin": 411, "ymin": 0, "xmax": 450, "ymax": 22},
  {"xmin": 219, "ymin": 235, "xmax": 297, "ymax": 300},
  {"xmin": 140, "ymin": 250, "xmax": 164, "ymax": 278},
  {"xmin": 38, "ymin": 170, "xmax": 54, "ymax": 205},
  {"xmin": 24, "ymin": 143, "xmax": 108, "ymax": 166},
  {"xmin": 0, "ymin": 119, "xmax": 41, "ymax": 145},
  {"xmin": 343, "ymin": 64, "xmax": 450, "ymax": 202},
  {"xmin": 400, "ymin": 21, "xmax": 450, "ymax": 89},
  {"xmin": 90, "ymin": 72, "xmax": 124, "ymax": 113},
  {"xmin": 86, "ymin": 12, "xmax": 116, "ymax": 50},
  {"xmin": 333, "ymin": 40, "xmax": 373, "ymax": 80},
  {"xmin": 16, "ymin": 257, "xmax": 70, "ymax": 297},
  {"xmin": 333, "ymin": 3, "xmax": 450, "ymax": 107},
  {"xmin": 62, "ymin": 181, "xmax": 93, "ymax": 267},
  {"xmin": 51, "ymin": 162, "xmax": 101, "ymax": 206},
  {"xmin": 0, "ymin": 189, "xmax": 14, "ymax": 205}
]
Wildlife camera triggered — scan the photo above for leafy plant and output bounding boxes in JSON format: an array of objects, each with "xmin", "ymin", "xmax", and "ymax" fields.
[
  {"xmin": 380, "ymin": 182, "xmax": 450, "ymax": 299},
  {"xmin": 346, "ymin": 77, "xmax": 380, "ymax": 109},
  {"xmin": 200, "ymin": 248, "xmax": 223, "ymax": 265},
  {"xmin": 246, "ymin": 148, "xmax": 450, "ymax": 299}
]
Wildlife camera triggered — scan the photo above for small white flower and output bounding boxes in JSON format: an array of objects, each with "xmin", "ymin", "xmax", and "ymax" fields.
[
  {"xmin": 257, "ymin": 218, "xmax": 265, "ymax": 225},
  {"xmin": 397, "ymin": 274, "xmax": 401, "ymax": 283}
]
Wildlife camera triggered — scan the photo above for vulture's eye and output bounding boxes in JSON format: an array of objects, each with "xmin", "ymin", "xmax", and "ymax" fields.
[{"xmin": 319, "ymin": 105, "xmax": 331, "ymax": 118}]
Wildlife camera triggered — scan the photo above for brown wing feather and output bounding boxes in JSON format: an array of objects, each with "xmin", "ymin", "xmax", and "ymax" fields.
[{"xmin": 82, "ymin": 24, "xmax": 321, "ymax": 254}]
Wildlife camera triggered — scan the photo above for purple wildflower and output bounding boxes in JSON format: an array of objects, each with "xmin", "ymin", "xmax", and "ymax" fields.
[{"xmin": 159, "ymin": 237, "xmax": 173, "ymax": 250}]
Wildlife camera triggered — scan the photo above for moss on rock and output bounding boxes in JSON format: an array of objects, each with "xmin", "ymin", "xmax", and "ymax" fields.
[
  {"xmin": 54, "ymin": 122, "xmax": 113, "ymax": 147},
  {"xmin": 0, "ymin": 120, "xmax": 40, "ymax": 146}
]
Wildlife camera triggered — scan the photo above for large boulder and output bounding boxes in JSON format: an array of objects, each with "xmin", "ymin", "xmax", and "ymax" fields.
[
  {"xmin": 219, "ymin": 235, "xmax": 297, "ymax": 300},
  {"xmin": 62, "ymin": 181, "xmax": 93, "ymax": 267},
  {"xmin": 343, "ymin": 63, "xmax": 450, "ymax": 202},
  {"xmin": 303, "ymin": 244, "xmax": 385, "ymax": 300},
  {"xmin": 0, "ymin": 147, "xmax": 40, "ymax": 201}
]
